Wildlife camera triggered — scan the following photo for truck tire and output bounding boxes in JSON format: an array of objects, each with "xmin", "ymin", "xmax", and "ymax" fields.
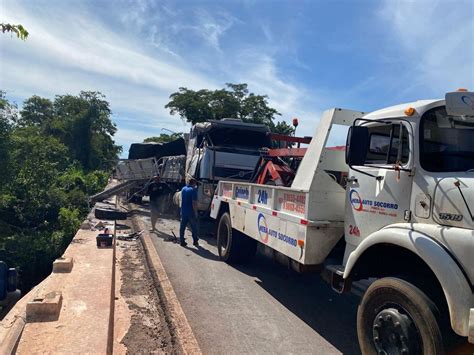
[
  {"xmin": 357, "ymin": 277, "xmax": 444, "ymax": 355},
  {"xmin": 95, "ymin": 207, "xmax": 128, "ymax": 220},
  {"xmin": 216, "ymin": 212, "xmax": 256, "ymax": 264}
]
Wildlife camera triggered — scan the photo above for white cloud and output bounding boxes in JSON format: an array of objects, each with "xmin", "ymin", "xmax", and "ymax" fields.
[
  {"xmin": 191, "ymin": 8, "xmax": 238, "ymax": 50},
  {"xmin": 6, "ymin": 0, "xmax": 469, "ymax": 157},
  {"xmin": 378, "ymin": 0, "xmax": 474, "ymax": 97},
  {"xmin": 0, "ymin": 0, "xmax": 220, "ymax": 155},
  {"xmin": 1, "ymin": 0, "xmax": 322, "ymax": 150}
]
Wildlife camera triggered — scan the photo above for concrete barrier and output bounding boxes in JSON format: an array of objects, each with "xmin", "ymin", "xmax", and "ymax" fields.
[{"xmin": 0, "ymin": 185, "xmax": 119, "ymax": 354}]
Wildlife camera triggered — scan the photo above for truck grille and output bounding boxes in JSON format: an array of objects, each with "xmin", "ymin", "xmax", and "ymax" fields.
[{"xmin": 213, "ymin": 167, "xmax": 254, "ymax": 180}]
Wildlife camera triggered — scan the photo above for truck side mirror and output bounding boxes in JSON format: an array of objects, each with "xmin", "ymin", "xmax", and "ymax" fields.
[{"xmin": 345, "ymin": 126, "xmax": 369, "ymax": 166}]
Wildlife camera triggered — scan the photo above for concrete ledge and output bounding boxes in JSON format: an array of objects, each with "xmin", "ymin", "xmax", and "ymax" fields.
[
  {"xmin": 52, "ymin": 257, "xmax": 74, "ymax": 273},
  {"xmin": 26, "ymin": 291, "xmax": 62, "ymax": 322},
  {"xmin": 1, "ymin": 181, "xmax": 120, "ymax": 354}
]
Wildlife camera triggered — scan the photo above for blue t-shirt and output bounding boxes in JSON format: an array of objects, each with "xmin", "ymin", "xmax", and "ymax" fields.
[{"xmin": 181, "ymin": 185, "xmax": 197, "ymax": 217}]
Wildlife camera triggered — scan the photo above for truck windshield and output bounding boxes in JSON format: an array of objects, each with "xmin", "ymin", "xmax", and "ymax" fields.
[
  {"xmin": 420, "ymin": 106, "xmax": 474, "ymax": 172},
  {"xmin": 208, "ymin": 128, "xmax": 271, "ymax": 149}
]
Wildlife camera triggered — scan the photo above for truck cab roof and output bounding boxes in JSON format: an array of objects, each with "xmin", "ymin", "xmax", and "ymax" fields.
[
  {"xmin": 191, "ymin": 119, "xmax": 270, "ymax": 137},
  {"xmin": 363, "ymin": 99, "xmax": 444, "ymax": 121}
]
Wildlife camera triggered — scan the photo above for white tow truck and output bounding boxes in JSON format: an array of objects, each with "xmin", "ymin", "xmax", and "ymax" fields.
[{"xmin": 210, "ymin": 91, "xmax": 474, "ymax": 354}]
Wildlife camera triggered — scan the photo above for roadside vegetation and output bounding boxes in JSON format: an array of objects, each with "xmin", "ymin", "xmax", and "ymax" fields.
[
  {"xmin": 0, "ymin": 91, "xmax": 121, "ymax": 291},
  {"xmin": 165, "ymin": 83, "xmax": 295, "ymax": 135}
]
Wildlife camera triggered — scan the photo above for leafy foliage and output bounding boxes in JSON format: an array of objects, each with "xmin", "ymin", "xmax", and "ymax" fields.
[
  {"xmin": 0, "ymin": 91, "xmax": 16, "ymax": 187},
  {"xmin": 272, "ymin": 121, "xmax": 295, "ymax": 136},
  {"xmin": 19, "ymin": 95, "xmax": 54, "ymax": 127},
  {"xmin": 165, "ymin": 83, "xmax": 281, "ymax": 126},
  {"xmin": 0, "ymin": 91, "xmax": 120, "ymax": 291},
  {"xmin": 143, "ymin": 133, "xmax": 182, "ymax": 143},
  {"xmin": 165, "ymin": 83, "xmax": 298, "ymax": 135},
  {"xmin": 1, "ymin": 23, "xmax": 29, "ymax": 40}
]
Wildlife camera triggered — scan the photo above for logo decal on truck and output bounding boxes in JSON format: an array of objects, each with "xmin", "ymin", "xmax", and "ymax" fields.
[
  {"xmin": 461, "ymin": 95, "xmax": 474, "ymax": 109},
  {"xmin": 349, "ymin": 189, "xmax": 399, "ymax": 216},
  {"xmin": 349, "ymin": 190, "xmax": 363, "ymax": 211},
  {"xmin": 235, "ymin": 186, "xmax": 249, "ymax": 199},
  {"xmin": 257, "ymin": 213, "xmax": 297, "ymax": 247},
  {"xmin": 257, "ymin": 213, "xmax": 269, "ymax": 243}
]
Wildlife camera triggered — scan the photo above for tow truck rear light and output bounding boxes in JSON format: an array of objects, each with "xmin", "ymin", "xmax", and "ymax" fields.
[{"xmin": 300, "ymin": 219, "xmax": 308, "ymax": 225}]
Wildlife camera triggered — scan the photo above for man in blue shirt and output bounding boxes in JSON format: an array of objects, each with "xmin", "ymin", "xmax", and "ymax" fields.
[{"xmin": 180, "ymin": 178, "xmax": 199, "ymax": 247}]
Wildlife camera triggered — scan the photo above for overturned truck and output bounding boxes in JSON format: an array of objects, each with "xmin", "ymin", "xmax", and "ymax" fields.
[
  {"xmin": 92, "ymin": 119, "xmax": 273, "ymax": 229},
  {"xmin": 182, "ymin": 118, "xmax": 272, "ymax": 221}
]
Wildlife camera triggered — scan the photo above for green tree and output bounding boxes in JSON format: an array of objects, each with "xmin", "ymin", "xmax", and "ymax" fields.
[
  {"xmin": 4, "ymin": 126, "xmax": 70, "ymax": 228},
  {"xmin": 19, "ymin": 95, "xmax": 54, "ymax": 127},
  {"xmin": 50, "ymin": 91, "xmax": 121, "ymax": 171},
  {"xmin": 0, "ymin": 91, "xmax": 117, "ymax": 291},
  {"xmin": 272, "ymin": 121, "xmax": 295, "ymax": 135},
  {"xmin": 1, "ymin": 23, "xmax": 28, "ymax": 40},
  {"xmin": 0, "ymin": 91, "xmax": 17, "ymax": 190},
  {"xmin": 165, "ymin": 83, "xmax": 281, "ymax": 125},
  {"xmin": 143, "ymin": 133, "xmax": 182, "ymax": 143},
  {"xmin": 0, "ymin": 90, "xmax": 18, "ymax": 124}
]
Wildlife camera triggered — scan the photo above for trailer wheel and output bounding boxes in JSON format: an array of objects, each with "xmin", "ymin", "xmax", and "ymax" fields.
[
  {"xmin": 357, "ymin": 277, "xmax": 443, "ymax": 355},
  {"xmin": 217, "ymin": 212, "xmax": 256, "ymax": 264}
]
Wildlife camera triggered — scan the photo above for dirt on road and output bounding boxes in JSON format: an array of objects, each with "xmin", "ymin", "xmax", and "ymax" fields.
[{"xmin": 115, "ymin": 221, "xmax": 181, "ymax": 354}]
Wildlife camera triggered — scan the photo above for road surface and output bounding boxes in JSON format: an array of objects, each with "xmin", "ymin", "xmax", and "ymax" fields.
[{"xmin": 144, "ymin": 213, "xmax": 361, "ymax": 354}]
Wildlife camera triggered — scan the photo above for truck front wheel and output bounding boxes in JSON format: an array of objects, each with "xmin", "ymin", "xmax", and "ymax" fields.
[
  {"xmin": 217, "ymin": 212, "xmax": 256, "ymax": 264},
  {"xmin": 357, "ymin": 277, "xmax": 443, "ymax": 355}
]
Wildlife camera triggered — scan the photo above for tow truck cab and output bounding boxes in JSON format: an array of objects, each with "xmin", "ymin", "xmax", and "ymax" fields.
[{"xmin": 344, "ymin": 90, "xmax": 474, "ymax": 345}]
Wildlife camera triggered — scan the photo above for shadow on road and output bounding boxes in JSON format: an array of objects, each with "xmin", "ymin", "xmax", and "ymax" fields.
[
  {"xmin": 153, "ymin": 225, "xmax": 220, "ymax": 262},
  {"xmin": 185, "ymin": 245, "xmax": 220, "ymax": 261},
  {"xmin": 236, "ymin": 252, "xmax": 361, "ymax": 355}
]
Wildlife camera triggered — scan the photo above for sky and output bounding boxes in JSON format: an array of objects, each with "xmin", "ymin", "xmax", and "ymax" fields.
[{"xmin": 1, "ymin": 0, "xmax": 473, "ymax": 157}]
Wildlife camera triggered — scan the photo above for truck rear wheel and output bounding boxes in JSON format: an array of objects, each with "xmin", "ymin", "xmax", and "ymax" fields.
[
  {"xmin": 217, "ymin": 212, "xmax": 257, "ymax": 264},
  {"xmin": 357, "ymin": 277, "xmax": 443, "ymax": 355}
]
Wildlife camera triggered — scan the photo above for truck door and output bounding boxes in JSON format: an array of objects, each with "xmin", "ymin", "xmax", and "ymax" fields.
[{"xmin": 345, "ymin": 121, "xmax": 413, "ymax": 247}]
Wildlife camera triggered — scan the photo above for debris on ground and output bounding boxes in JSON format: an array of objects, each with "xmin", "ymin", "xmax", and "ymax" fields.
[
  {"xmin": 117, "ymin": 231, "xmax": 179, "ymax": 354},
  {"xmin": 117, "ymin": 230, "xmax": 143, "ymax": 241}
]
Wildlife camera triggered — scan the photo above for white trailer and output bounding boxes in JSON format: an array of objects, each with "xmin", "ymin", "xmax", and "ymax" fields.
[{"xmin": 210, "ymin": 91, "xmax": 474, "ymax": 354}]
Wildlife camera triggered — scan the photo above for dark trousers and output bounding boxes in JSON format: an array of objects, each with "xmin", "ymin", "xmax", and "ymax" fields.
[{"xmin": 180, "ymin": 215, "xmax": 198, "ymax": 243}]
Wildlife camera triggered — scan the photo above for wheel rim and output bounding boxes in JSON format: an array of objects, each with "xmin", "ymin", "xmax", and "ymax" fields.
[
  {"xmin": 218, "ymin": 222, "xmax": 230, "ymax": 255},
  {"xmin": 372, "ymin": 307, "xmax": 421, "ymax": 355}
]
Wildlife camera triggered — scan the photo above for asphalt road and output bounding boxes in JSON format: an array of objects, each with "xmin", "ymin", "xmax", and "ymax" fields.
[{"xmin": 144, "ymin": 214, "xmax": 361, "ymax": 354}]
